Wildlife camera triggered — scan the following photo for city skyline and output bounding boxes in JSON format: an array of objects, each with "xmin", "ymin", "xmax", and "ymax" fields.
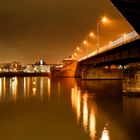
[{"xmin": 0, "ymin": 0, "xmax": 133, "ymax": 64}]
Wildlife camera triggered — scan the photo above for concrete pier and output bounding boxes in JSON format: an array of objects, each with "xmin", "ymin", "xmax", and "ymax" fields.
[{"xmin": 123, "ymin": 63, "xmax": 140, "ymax": 96}]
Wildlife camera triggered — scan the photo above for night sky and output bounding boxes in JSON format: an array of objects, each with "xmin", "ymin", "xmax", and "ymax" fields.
[{"xmin": 0, "ymin": 0, "xmax": 133, "ymax": 64}]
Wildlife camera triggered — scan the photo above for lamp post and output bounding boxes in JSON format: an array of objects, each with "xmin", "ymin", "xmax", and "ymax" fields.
[
  {"xmin": 89, "ymin": 32, "xmax": 95, "ymax": 38},
  {"xmin": 74, "ymin": 52, "xmax": 77, "ymax": 60},
  {"xmin": 83, "ymin": 40, "xmax": 88, "ymax": 57},
  {"xmin": 97, "ymin": 16, "xmax": 108, "ymax": 54},
  {"xmin": 89, "ymin": 32, "xmax": 96, "ymax": 53},
  {"xmin": 76, "ymin": 46, "xmax": 81, "ymax": 59},
  {"xmin": 72, "ymin": 52, "xmax": 77, "ymax": 60},
  {"xmin": 83, "ymin": 32, "xmax": 95, "ymax": 58}
]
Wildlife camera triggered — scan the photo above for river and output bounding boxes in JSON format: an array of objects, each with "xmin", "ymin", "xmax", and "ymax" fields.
[{"xmin": 0, "ymin": 77, "xmax": 140, "ymax": 140}]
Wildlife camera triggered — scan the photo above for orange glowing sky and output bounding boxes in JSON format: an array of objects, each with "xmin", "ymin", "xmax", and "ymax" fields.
[{"xmin": 0, "ymin": 0, "xmax": 133, "ymax": 64}]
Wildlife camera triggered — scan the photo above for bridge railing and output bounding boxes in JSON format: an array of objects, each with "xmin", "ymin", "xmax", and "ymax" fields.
[{"xmin": 78, "ymin": 31, "xmax": 139, "ymax": 61}]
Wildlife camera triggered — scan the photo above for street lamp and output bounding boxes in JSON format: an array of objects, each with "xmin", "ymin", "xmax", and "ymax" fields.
[
  {"xmin": 72, "ymin": 53, "xmax": 77, "ymax": 60},
  {"xmin": 77, "ymin": 47, "xmax": 80, "ymax": 50},
  {"xmin": 97, "ymin": 16, "xmax": 109, "ymax": 54},
  {"xmin": 74, "ymin": 52, "xmax": 77, "ymax": 59},
  {"xmin": 72, "ymin": 54, "xmax": 74, "ymax": 59},
  {"xmin": 102, "ymin": 16, "xmax": 108, "ymax": 23},
  {"xmin": 83, "ymin": 40, "xmax": 88, "ymax": 57},
  {"xmin": 83, "ymin": 40, "xmax": 88, "ymax": 45},
  {"xmin": 89, "ymin": 32, "xmax": 95, "ymax": 38},
  {"xmin": 76, "ymin": 47, "xmax": 81, "ymax": 59}
]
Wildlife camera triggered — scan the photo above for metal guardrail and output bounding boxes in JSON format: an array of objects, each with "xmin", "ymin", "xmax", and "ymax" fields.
[{"xmin": 78, "ymin": 31, "xmax": 139, "ymax": 61}]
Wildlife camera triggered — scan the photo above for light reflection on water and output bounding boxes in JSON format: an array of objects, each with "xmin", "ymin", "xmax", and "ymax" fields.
[
  {"xmin": 0, "ymin": 77, "xmax": 52, "ymax": 102},
  {"xmin": 70, "ymin": 79, "xmax": 140, "ymax": 140},
  {"xmin": 83, "ymin": 94, "xmax": 89, "ymax": 132},
  {"xmin": 0, "ymin": 77, "xmax": 140, "ymax": 140},
  {"xmin": 71, "ymin": 85, "xmax": 110, "ymax": 140},
  {"xmin": 47, "ymin": 77, "xmax": 51, "ymax": 99},
  {"xmin": 100, "ymin": 125, "xmax": 110, "ymax": 140},
  {"xmin": 89, "ymin": 109, "xmax": 96, "ymax": 139}
]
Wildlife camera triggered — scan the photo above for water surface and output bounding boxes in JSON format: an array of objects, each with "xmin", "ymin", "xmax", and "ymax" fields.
[{"xmin": 0, "ymin": 77, "xmax": 140, "ymax": 140}]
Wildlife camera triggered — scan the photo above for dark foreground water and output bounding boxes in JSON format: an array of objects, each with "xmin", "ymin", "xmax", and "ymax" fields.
[{"xmin": 0, "ymin": 77, "xmax": 140, "ymax": 140}]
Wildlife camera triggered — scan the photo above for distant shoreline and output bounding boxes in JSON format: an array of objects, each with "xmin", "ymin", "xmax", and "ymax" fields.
[{"xmin": 0, "ymin": 72, "xmax": 49, "ymax": 77}]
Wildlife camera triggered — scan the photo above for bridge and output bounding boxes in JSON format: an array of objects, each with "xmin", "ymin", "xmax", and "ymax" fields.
[
  {"xmin": 73, "ymin": 30, "xmax": 140, "ymax": 80},
  {"xmin": 76, "ymin": 0, "xmax": 140, "ymax": 67},
  {"xmin": 78, "ymin": 31, "xmax": 139, "ymax": 65},
  {"xmin": 51, "ymin": 0, "xmax": 140, "ymax": 94}
]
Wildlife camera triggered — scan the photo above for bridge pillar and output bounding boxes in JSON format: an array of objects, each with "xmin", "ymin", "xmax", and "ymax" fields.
[{"xmin": 123, "ymin": 63, "xmax": 140, "ymax": 96}]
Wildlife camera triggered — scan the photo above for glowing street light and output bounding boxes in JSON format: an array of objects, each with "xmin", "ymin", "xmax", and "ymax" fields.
[
  {"xmin": 76, "ymin": 47, "xmax": 82, "ymax": 59},
  {"xmin": 97, "ymin": 16, "xmax": 109, "ymax": 53},
  {"xmin": 101, "ymin": 16, "xmax": 108, "ymax": 23},
  {"xmin": 89, "ymin": 32, "xmax": 95, "ymax": 38},
  {"xmin": 77, "ymin": 47, "xmax": 80, "ymax": 51},
  {"xmin": 83, "ymin": 40, "xmax": 89, "ymax": 57},
  {"xmin": 83, "ymin": 40, "xmax": 88, "ymax": 45},
  {"xmin": 74, "ymin": 52, "xmax": 77, "ymax": 59}
]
